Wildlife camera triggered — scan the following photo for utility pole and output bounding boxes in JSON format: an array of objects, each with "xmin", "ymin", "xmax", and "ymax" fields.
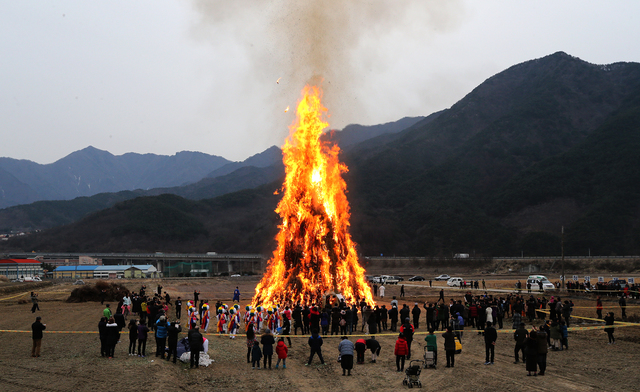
[{"xmin": 561, "ymin": 226, "xmax": 565, "ymax": 290}]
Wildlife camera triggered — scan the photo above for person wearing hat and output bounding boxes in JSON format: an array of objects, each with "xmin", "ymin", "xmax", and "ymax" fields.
[{"xmin": 31, "ymin": 316, "xmax": 46, "ymax": 357}]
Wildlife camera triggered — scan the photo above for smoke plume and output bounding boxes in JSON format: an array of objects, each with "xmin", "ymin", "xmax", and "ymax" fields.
[{"xmin": 191, "ymin": 1, "xmax": 463, "ymax": 143}]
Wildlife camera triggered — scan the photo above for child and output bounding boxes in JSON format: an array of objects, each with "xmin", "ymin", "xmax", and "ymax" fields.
[
  {"xmin": 251, "ymin": 341, "xmax": 262, "ymax": 369},
  {"xmin": 275, "ymin": 337, "xmax": 288, "ymax": 369}
]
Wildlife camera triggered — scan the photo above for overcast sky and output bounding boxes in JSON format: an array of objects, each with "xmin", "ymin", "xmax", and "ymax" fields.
[{"xmin": 2, "ymin": 1, "xmax": 639, "ymax": 164}]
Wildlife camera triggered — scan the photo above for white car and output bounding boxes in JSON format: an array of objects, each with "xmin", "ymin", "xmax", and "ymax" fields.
[
  {"xmin": 435, "ymin": 274, "xmax": 451, "ymax": 281},
  {"xmin": 526, "ymin": 275, "xmax": 556, "ymax": 291},
  {"xmin": 446, "ymin": 277, "xmax": 464, "ymax": 287},
  {"xmin": 230, "ymin": 274, "xmax": 241, "ymax": 278}
]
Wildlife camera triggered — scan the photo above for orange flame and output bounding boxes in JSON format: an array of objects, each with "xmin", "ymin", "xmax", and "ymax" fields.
[{"xmin": 252, "ymin": 85, "xmax": 374, "ymax": 308}]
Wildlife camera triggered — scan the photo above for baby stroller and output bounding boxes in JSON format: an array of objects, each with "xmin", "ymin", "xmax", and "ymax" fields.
[
  {"xmin": 402, "ymin": 359, "xmax": 424, "ymax": 388},
  {"xmin": 423, "ymin": 346, "xmax": 436, "ymax": 369}
]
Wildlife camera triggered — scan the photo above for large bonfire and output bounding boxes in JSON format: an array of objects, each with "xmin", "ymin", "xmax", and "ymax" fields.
[{"xmin": 252, "ymin": 85, "xmax": 374, "ymax": 307}]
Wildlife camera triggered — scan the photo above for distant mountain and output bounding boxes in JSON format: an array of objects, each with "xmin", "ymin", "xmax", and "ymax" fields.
[
  {"xmin": 345, "ymin": 52, "xmax": 640, "ymax": 256},
  {"xmin": 0, "ymin": 191, "xmax": 144, "ymax": 233},
  {"xmin": 0, "ymin": 167, "xmax": 40, "ymax": 207},
  {"xmin": 0, "ymin": 116, "xmax": 422, "ymax": 231},
  {"xmin": 4, "ymin": 52, "xmax": 640, "ymax": 257},
  {"xmin": 0, "ymin": 147, "xmax": 232, "ymax": 209},
  {"xmin": 205, "ymin": 146, "xmax": 283, "ymax": 178},
  {"xmin": 321, "ymin": 116, "xmax": 425, "ymax": 150}
]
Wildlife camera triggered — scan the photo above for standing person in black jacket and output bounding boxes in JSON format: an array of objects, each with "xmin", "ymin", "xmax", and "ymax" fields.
[
  {"xmin": 193, "ymin": 290, "xmax": 200, "ymax": 303},
  {"xmin": 399, "ymin": 318, "xmax": 414, "ymax": 359},
  {"xmin": 31, "ymin": 316, "xmax": 46, "ymax": 357},
  {"xmin": 484, "ymin": 321, "xmax": 497, "ymax": 365},
  {"xmin": 442, "ymin": 326, "xmax": 456, "ymax": 368},
  {"xmin": 166, "ymin": 319, "xmax": 182, "ymax": 363},
  {"xmin": 352, "ymin": 305, "xmax": 359, "ymax": 335},
  {"xmin": 105, "ymin": 317, "xmax": 119, "ymax": 358},
  {"xmin": 98, "ymin": 317, "xmax": 108, "ymax": 357},
  {"xmin": 412, "ymin": 303, "xmax": 421, "ymax": 329},
  {"xmin": 399, "ymin": 305, "xmax": 410, "ymax": 325},
  {"xmin": 388, "ymin": 305, "xmax": 399, "ymax": 332},
  {"xmin": 175, "ymin": 297, "xmax": 182, "ymax": 319},
  {"xmin": 604, "ymin": 312, "xmax": 616, "ymax": 344},
  {"xmin": 127, "ymin": 319, "xmax": 138, "ymax": 356},
  {"xmin": 380, "ymin": 305, "xmax": 388, "ymax": 331},
  {"xmin": 306, "ymin": 328, "xmax": 325, "ymax": 365},
  {"xmin": 293, "ymin": 305, "xmax": 303, "ymax": 335},
  {"xmin": 513, "ymin": 322, "xmax": 528, "ymax": 363},
  {"xmin": 302, "ymin": 306, "xmax": 311, "ymax": 334},
  {"xmin": 261, "ymin": 329, "xmax": 276, "ymax": 369},
  {"xmin": 188, "ymin": 327, "xmax": 203, "ymax": 368}
]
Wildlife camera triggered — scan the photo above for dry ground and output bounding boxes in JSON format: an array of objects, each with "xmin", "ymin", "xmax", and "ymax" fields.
[{"xmin": 1, "ymin": 277, "xmax": 639, "ymax": 392}]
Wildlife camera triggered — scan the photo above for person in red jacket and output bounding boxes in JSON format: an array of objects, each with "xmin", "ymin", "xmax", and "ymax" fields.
[
  {"xmin": 394, "ymin": 333, "xmax": 409, "ymax": 372},
  {"xmin": 275, "ymin": 337, "xmax": 288, "ymax": 369}
]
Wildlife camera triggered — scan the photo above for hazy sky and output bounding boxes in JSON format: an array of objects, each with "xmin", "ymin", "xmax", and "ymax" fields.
[{"xmin": 2, "ymin": 1, "xmax": 639, "ymax": 164}]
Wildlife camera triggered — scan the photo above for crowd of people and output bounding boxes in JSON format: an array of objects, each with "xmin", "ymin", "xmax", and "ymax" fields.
[{"xmin": 21, "ymin": 280, "xmax": 625, "ymax": 379}]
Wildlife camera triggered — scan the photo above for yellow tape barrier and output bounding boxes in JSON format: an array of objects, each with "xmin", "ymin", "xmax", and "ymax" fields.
[
  {"xmin": 2, "ymin": 318, "xmax": 637, "ymax": 337},
  {"xmin": 0, "ymin": 292, "xmax": 29, "ymax": 301}
]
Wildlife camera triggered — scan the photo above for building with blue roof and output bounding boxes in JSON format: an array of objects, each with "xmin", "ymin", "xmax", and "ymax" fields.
[{"xmin": 53, "ymin": 265, "xmax": 97, "ymax": 279}]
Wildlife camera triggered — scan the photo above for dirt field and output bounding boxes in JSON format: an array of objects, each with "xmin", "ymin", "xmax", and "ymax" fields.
[{"xmin": 1, "ymin": 277, "xmax": 639, "ymax": 392}]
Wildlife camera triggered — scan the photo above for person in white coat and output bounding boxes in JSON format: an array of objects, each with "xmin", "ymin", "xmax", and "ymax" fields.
[
  {"xmin": 485, "ymin": 305, "xmax": 494, "ymax": 324},
  {"xmin": 379, "ymin": 285, "xmax": 385, "ymax": 298}
]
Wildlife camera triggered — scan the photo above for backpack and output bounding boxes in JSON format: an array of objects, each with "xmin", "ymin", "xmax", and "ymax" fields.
[{"xmin": 339, "ymin": 318, "xmax": 346, "ymax": 327}]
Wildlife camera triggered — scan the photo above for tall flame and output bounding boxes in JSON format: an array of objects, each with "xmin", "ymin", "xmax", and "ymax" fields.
[{"xmin": 252, "ymin": 85, "xmax": 374, "ymax": 307}]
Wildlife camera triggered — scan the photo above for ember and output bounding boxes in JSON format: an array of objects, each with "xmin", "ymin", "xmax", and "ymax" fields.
[{"xmin": 252, "ymin": 85, "xmax": 374, "ymax": 307}]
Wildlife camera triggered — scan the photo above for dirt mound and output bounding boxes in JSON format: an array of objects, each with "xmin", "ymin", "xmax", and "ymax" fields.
[
  {"xmin": 0, "ymin": 276, "xmax": 9, "ymax": 283},
  {"xmin": 66, "ymin": 280, "xmax": 130, "ymax": 303}
]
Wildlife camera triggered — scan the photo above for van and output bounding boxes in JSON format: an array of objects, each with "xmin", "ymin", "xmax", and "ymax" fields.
[
  {"xmin": 526, "ymin": 275, "xmax": 556, "ymax": 291},
  {"xmin": 447, "ymin": 277, "xmax": 464, "ymax": 287}
]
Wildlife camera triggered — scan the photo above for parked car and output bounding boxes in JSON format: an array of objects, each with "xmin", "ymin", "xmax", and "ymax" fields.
[
  {"xmin": 380, "ymin": 275, "xmax": 400, "ymax": 284},
  {"xmin": 408, "ymin": 276, "xmax": 425, "ymax": 281},
  {"xmin": 73, "ymin": 280, "xmax": 85, "ymax": 285},
  {"xmin": 393, "ymin": 276, "xmax": 404, "ymax": 282},
  {"xmin": 435, "ymin": 274, "xmax": 450, "ymax": 281},
  {"xmin": 230, "ymin": 274, "xmax": 241, "ymax": 278},
  {"xmin": 447, "ymin": 277, "xmax": 464, "ymax": 287},
  {"xmin": 526, "ymin": 275, "xmax": 556, "ymax": 291}
]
